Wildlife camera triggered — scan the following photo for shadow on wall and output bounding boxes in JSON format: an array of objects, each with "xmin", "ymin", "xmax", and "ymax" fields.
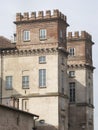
[
  {"xmin": 68, "ymin": 77, "xmax": 93, "ymax": 130},
  {"xmin": 0, "ymin": 77, "xmax": 23, "ymax": 108}
]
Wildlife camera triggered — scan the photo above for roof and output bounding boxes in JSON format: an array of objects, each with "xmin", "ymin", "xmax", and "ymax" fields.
[
  {"xmin": 0, "ymin": 104, "xmax": 39, "ymax": 118},
  {"xmin": 0, "ymin": 36, "xmax": 16, "ymax": 49}
]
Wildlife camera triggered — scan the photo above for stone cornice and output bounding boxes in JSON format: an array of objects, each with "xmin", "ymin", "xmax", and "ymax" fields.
[
  {"xmin": 69, "ymin": 102, "xmax": 94, "ymax": 108},
  {"xmin": 8, "ymin": 92, "xmax": 68, "ymax": 99},
  {"xmin": 2, "ymin": 47, "xmax": 59, "ymax": 56},
  {"xmin": 67, "ymin": 64, "xmax": 95, "ymax": 71}
]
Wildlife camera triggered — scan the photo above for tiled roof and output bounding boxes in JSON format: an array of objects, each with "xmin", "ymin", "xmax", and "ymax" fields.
[{"xmin": 0, "ymin": 36, "xmax": 16, "ymax": 49}]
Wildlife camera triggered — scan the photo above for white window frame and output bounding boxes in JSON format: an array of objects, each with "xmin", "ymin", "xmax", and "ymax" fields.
[
  {"xmin": 39, "ymin": 69, "xmax": 46, "ymax": 87},
  {"xmin": 39, "ymin": 29, "xmax": 47, "ymax": 40},
  {"xmin": 23, "ymin": 31, "xmax": 30, "ymax": 41},
  {"xmin": 6, "ymin": 76, "xmax": 12, "ymax": 90},
  {"xmin": 69, "ymin": 48, "xmax": 75, "ymax": 56},
  {"xmin": 39, "ymin": 56, "xmax": 46, "ymax": 64},
  {"xmin": 22, "ymin": 76, "xmax": 29, "ymax": 88},
  {"xmin": 69, "ymin": 71, "xmax": 75, "ymax": 78}
]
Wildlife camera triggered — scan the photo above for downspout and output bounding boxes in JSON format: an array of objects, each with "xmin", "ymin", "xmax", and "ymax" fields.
[{"xmin": 32, "ymin": 116, "xmax": 39, "ymax": 130}]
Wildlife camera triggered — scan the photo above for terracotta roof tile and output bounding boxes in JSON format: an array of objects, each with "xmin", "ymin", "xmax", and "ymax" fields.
[{"xmin": 0, "ymin": 36, "xmax": 16, "ymax": 49}]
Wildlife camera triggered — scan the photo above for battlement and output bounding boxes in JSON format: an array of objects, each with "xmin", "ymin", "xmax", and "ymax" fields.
[
  {"xmin": 67, "ymin": 31, "xmax": 92, "ymax": 41},
  {"xmin": 15, "ymin": 9, "xmax": 67, "ymax": 23}
]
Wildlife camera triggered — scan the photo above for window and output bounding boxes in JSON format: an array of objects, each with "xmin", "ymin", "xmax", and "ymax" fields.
[
  {"xmin": 23, "ymin": 31, "xmax": 30, "ymax": 41},
  {"xmin": 22, "ymin": 76, "xmax": 29, "ymax": 88},
  {"xmin": 22, "ymin": 99, "xmax": 29, "ymax": 111},
  {"xmin": 61, "ymin": 71, "xmax": 64, "ymax": 93},
  {"xmin": 69, "ymin": 71, "xmax": 75, "ymax": 78},
  {"xmin": 60, "ymin": 30, "xmax": 63, "ymax": 38},
  {"xmin": 61, "ymin": 57, "xmax": 64, "ymax": 65},
  {"xmin": 39, "ymin": 56, "xmax": 46, "ymax": 63},
  {"xmin": 39, "ymin": 69, "xmax": 46, "ymax": 87},
  {"xmin": 6, "ymin": 76, "xmax": 12, "ymax": 90},
  {"xmin": 39, "ymin": 29, "xmax": 46, "ymax": 40},
  {"xmin": 69, "ymin": 48, "xmax": 75, "ymax": 56},
  {"xmin": 69, "ymin": 82, "xmax": 75, "ymax": 102}
]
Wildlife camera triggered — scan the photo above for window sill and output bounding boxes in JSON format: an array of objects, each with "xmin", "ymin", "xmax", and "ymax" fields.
[
  {"xmin": 39, "ymin": 86, "xmax": 46, "ymax": 88},
  {"xmin": 22, "ymin": 87, "xmax": 29, "ymax": 89},
  {"xmin": 39, "ymin": 38, "xmax": 47, "ymax": 41},
  {"xmin": 5, "ymin": 88, "xmax": 13, "ymax": 90},
  {"xmin": 69, "ymin": 76, "xmax": 75, "ymax": 78},
  {"xmin": 39, "ymin": 62, "xmax": 46, "ymax": 64},
  {"xmin": 23, "ymin": 40, "xmax": 31, "ymax": 42}
]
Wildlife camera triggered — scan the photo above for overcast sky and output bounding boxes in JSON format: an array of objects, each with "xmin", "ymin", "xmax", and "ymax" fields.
[{"xmin": 0, "ymin": 0, "xmax": 98, "ymax": 129}]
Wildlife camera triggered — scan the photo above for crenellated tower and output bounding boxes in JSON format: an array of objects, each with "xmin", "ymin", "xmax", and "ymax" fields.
[
  {"xmin": 14, "ymin": 9, "xmax": 68, "ymax": 50},
  {"xmin": 2, "ymin": 10, "xmax": 69, "ymax": 130},
  {"xmin": 67, "ymin": 31, "xmax": 94, "ymax": 130},
  {"xmin": 1, "ymin": 10, "xmax": 94, "ymax": 130}
]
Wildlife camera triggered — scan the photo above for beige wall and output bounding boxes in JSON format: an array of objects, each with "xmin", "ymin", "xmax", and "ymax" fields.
[
  {"xmin": 1, "ymin": 50, "xmax": 68, "ymax": 130},
  {"xmin": 2, "ymin": 53, "xmax": 58, "ymax": 98}
]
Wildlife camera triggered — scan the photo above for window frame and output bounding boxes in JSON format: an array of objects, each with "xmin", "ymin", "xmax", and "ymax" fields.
[
  {"xmin": 6, "ymin": 76, "xmax": 13, "ymax": 90},
  {"xmin": 39, "ymin": 56, "xmax": 46, "ymax": 64},
  {"xmin": 61, "ymin": 70, "xmax": 64, "ymax": 93},
  {"xmin": 69, "ymin": 48, "xmax": 75, "ymax": 56},
  {"xmin": 69, "ymin": 82, "xmax": 75, "ymax": 103},
  {"xmin": 69, "ymin": 71, "xmax": 75, "ymax": 78},
  {"xmin": 22, "ymin": 76, "xmax": 29, "ymax": 89},
  {"xmin": 39, "ymin": 29, "xmax": 47, "ymax": 40},
  {"xmin": 23, "ymin": 30, "xmax": 30, "ymax": 41},
  {"xmin": 22, "ymin": 99, "xmax": 29, "ymax": 111},
  {"xmin": 39, "ymin": 69, "xmax": 46, "ymax": 88}
]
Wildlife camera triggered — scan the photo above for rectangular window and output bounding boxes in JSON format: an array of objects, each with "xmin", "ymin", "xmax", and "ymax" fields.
[
  {"xmin": 23, "ymin": 31, "xmax": 30, "ymax": 41},
  {"xmin": 22, "ymin": 76, "xmax": 29, "ymax": 88},
  {"xmin": 69, "ymin": 71, "xmax": 75, "ymax": 78},
  {"xmin": 39, "ymin": 69, "xmax": 46, "ymax": 87},
  {"xmin": 69, "ymin": 82, "xmax": 75, "ymax": 102},
  {"xmin": 60, "ymin": 30, "xmax": 63, "ymax": 38},
  {"xmin": 69, "ymin": 48, "xmax": 75, "ymax": 56},
  {"xmin": 39, "ymin": 56, "xmax": 46, "ymax": 63},
  {"xmin": 6, "ymin": 76, "xmax": 12, "ymax": 90},
  {"xmin": 39, "ymin": 29, "xmax": 46, "ymax": 40},
  {"xmin": 61, "ymin": 71, "xmax": 64, "ymax": 93},
  {"xmin": 61, "ymin": 57, "xmax": 64, "ymax": 65},
  {"xmin": 22, "ymin": 99, "xmax": 29, "ymax": 111}
]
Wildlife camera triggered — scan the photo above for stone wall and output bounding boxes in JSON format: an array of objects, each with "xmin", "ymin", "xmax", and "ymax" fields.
[{"xmin": 0, "ymin": 104, "xmax": 38, "ymax": 130}]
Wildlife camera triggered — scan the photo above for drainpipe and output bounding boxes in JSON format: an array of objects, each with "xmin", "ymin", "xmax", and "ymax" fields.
[{"xmin": 32, "ymin": 116, "xmax": 39, "ymax": 130}]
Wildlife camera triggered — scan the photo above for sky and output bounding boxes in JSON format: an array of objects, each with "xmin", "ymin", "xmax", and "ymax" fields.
[{"xmin": 0, "ymin": 0, "xmax": 98, "ymax": 129}]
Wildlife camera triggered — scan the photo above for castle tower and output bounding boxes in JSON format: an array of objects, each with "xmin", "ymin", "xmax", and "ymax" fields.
[
  {"xmin": 1, "ymin": 10, "xmax": 69, "ymax": 130},
  {"xmin": 67, "ymin": 31, "xmax": 94, "ymax": 130}
]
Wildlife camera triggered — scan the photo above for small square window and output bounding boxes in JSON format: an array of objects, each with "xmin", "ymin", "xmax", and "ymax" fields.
[
  {"xmin": 39, "ymin": 29, "xmax": 47, "ymax": 40},
  {"xmin": 69, "ymin": 48, "xmax": 75, "ymax": 56},
  {"xmin": 69, "ymin": 71, "xmax": 75, "ymax": 78},
  {"xmin": 23, "ymin": 31, "xmax": 30, "ymax": 41},
  {"xmin": 22, "ymin": 76, "xmax": 29, "ymax": 89},
  {"xmin": 39, "ymin": 56, "xmax": 46, "ymax": 64},
  {"xmin": 6, "ymin": 76, "xmax": 12, "ymax": 90}
]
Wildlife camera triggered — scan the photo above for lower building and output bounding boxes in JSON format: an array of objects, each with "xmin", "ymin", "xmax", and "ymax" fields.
[{"xmin": 0, "ymin": 104, "xmax": 39, "ymax": 130}]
